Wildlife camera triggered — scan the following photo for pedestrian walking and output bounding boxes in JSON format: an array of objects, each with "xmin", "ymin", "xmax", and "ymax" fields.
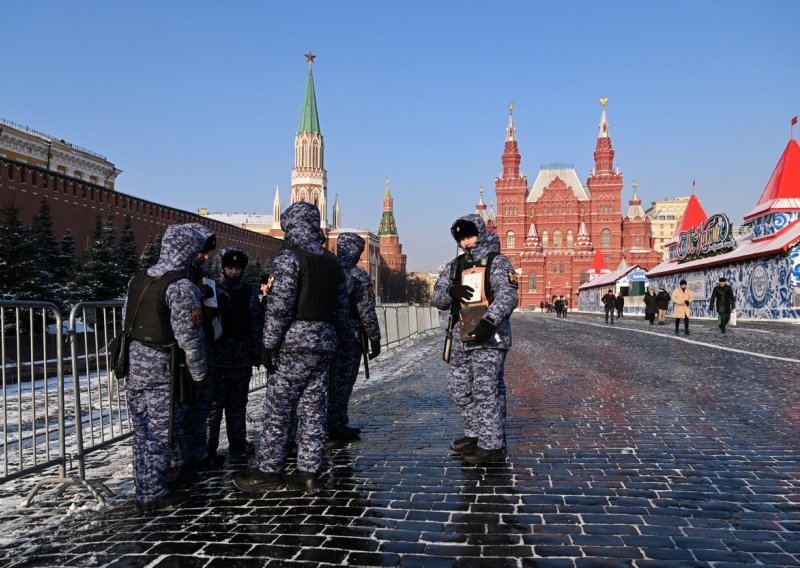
[
  {"xmin": 554, "ymin": 297, "xmax": 564, "ymax": 318},
  {"xmin": 328, "ymin": 232, "xmax": 381, "ymax": 441},
  {"xmin": 206, "ymin": 247, "xmax": 263, "ymax": 463},
  {"xmin": 709, "ymin": 276, "xmax": 736, "ymax": 334},
  {"xmin": 656, "ymin": 286, "xmax": 671, "ymax": 325},
  {"xmin": 614, "ymin": 291, "xmax": 625, "ymax": 319},
  {"xmin": 259, "ymin": 271, "xmax": 271, "ymax": 311},
  {"xmin": 433, "ymin": 214, "xmax": 518, "ymax": 464},
  {"xmin": 234, "ymin": 202, "xmax": 348, "ymax": 495},
  {"xmin": 643, "ymin": 288, "xmax": 657, "ymax": 325},
  {"xmin": 123, "ymin": 223, "xmax": 214, "ymax": 513},
  {"xmin": 539, "ymin": 300, "xmax": 545, "ymax": 313},
  {"xmin": 672, "ymin": 279, "xmax": 693, "ymax": 335},
  {"xmin": 602, "ymin": 289, "xmax": 616, "ymax": 324}
]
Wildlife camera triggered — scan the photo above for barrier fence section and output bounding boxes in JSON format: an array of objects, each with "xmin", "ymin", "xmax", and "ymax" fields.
[{"xmin": 3, "ymin": 301, "xmax": 442, "ymax": 506}]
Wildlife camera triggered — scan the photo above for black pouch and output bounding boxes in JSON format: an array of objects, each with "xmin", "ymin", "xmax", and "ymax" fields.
[{"xmin": 109, "ymin": 332, "xmax": 130, "ymax": 378}]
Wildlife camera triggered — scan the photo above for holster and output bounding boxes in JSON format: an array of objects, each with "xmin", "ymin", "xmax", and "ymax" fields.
[{"xmin": 168, "ymin": 344, "xmax": 193, "ymax": 405}]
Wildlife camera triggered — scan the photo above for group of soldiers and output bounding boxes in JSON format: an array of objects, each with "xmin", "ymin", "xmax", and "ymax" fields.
[{"xmin": 123, "ymin": 204, "xmax": 518, "ymax": 513}]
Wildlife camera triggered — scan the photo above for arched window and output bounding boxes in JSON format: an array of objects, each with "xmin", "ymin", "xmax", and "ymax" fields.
[
  {"xmin": 553, "ymin": 205, "xmax": 561, "ymax": 215},
  {"xmin": 542, "ymin": 230, "xmax": 548, "ymax": 248},
  {"xmin": 559, "ymin": 263, "xmax": 565, "ymax": 273},
  {"xmin": 553, "ymin": 230, "xmax": 562, "ymax": 247},
  {"xmin": 634, "ymin": 235, "xmax": 641, "ymax": 247},
  {"xmin": 528, "ymin": 274, "xmax": 537, "ymax": 292},
  {"xmin": 601, "ymin": 228, "xmax": 611, "ymax": 247},
  {"xmin": 506, "ymin": 230, "xmax": 516, "ymax": 248},
  {"xmin": 541, "ymin": 206, "xmax": 547, "ymax": 216},
  {"xmin": 567, "ymin": 230, "xmax": 574, "ymax": 248}
]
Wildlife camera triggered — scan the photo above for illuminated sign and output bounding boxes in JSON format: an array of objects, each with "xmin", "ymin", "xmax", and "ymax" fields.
[{"xmin": 676, "ymin": 213, "xmax": 736, "ymax": 263}]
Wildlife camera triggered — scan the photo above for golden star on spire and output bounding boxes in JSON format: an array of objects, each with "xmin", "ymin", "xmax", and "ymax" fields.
[
  {"xmin": 600, "ymin": 97, "xmax": 608, "ymax": 108},
  {"xmin": 305, "ymin": 52, "xmax": 316, "ymax": 65},
  {"xmin": 509, "ymin": 101, "xmax": 514, "ymax": 114}
]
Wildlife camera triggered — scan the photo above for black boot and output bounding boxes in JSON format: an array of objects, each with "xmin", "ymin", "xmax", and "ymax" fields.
[
  {"xmin": 287, "ymin": 471, "xmax": 320, "ymax": 495},
  {"xmin": 233, "ymin": 470, "xmax": 285, "ymax": 493},
  {"xmin": 136, "ymin": 490, "xmax": 186, "ymax": 514},
  {"xmin": 449, "ymin": 436, "xmax": 478, "ymax": 453},
  {"xmin": 329, "ymin": 425, "xmax": 361, "ymax": 441},
  {"xmin": 229, "ymin": 442, "xmax": 256, "ymax": 457},
  {"xmin": 462, "ymin": 446, "xmax": 506, "ymax": 464}
]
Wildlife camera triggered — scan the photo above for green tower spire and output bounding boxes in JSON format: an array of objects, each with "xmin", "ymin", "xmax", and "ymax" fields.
[
  {"xmin": 299, "ymin": 52, "xmax": 321, "ymax": 134},
  {"xmin": 378, "ymin": 179, "xmax": 398, "ymax": 236}
]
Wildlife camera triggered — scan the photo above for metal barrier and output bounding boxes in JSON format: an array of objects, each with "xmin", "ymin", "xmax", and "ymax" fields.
[
  {"xmin": 3, "ymin": 301, "xmax": 442, "ymax": 506},
  {"xmin": 0, "ymin": 301, "xmax": 69, "ymax": 496}
]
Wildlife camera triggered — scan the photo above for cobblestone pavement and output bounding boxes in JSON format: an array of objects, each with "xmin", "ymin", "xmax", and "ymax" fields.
[{"xmin": 3, "ymin": 311, "xmax": 800, "ymax": 567}]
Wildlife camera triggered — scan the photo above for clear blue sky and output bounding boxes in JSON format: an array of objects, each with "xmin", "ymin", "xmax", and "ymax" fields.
[{"xmin": 3, "ymin": 1, "xmax": 799, "ymax": 272}]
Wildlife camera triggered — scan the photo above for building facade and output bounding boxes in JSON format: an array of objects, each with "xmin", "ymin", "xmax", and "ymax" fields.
[
  {"xmin": 645, "ymin": 196, "xmax": 692, "ymax": 259},
  {"xmin": 493, "ymin": 100, "xmax": 661, "ymax": 308}
]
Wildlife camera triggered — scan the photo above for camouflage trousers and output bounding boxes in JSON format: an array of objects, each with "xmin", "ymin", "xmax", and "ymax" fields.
[
  {"xmin": 172, "ymin": 374, "xmax": 213, "ymax": 468},
  {"xmin": 328, "ymin": 341, "xmax": 362, "ymax": 430},
  {"xmin": 256, "ymin": 351, "xmax": 332, "ymax": 474},
  {"xmin": 447, "ymin": 342, "xmax": 507, "ymax": 450},
  {"xmin": 207, "ymin": 365, "xmax": 252, "ymax": 455},
  {"xmin": 128, "ymin": 383, "xmax": 173, "ymax": 503}
]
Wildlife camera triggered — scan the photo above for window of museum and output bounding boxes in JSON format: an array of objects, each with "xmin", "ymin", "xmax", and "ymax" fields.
[
  {"xmin": 551, "ymin": 264, "xmax": 557, "ymax": 273},
  {"xmin": 567, "ymin": 230, "xmax": 574, "ymax": 248},
  {"xmin": 559, "ymin": 263, "xmax": 565, "ymax": 273},
  {"xmin": 553, "ymin": 205, "xmax": 560, "ymax": 215},
  {"xmin": 542, "ymin": 230, "xmax": 548, "ymax": 248},
  {"xmin": 528, "ymin": 275, "xmax": 537, "ymax": 292},
  {"xmin": 601, "ymin": 228, "xmax": 611, "ymax": 247},
  {"xmin": 506, "ymin": 230, "xmax": 515, "ymax": 248},
  {"xmin": 553, "ymin": 230, "xmax": 562, "ymax": 247},
  {"xmin": 635, "ymin": 235, "xmax": 641, "ymax": 247}
]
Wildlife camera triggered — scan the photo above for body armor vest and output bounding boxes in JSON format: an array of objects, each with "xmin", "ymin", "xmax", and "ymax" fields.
[
  {"xmin": 220, "ymin": 284, "xmax": 252, "ymax": 340},
  {"xmin": 292, "ymin": 247, "xmax": 341, "ymax": 322},
  {"xmin": 126, "ymin": 270, "xmax": 184, "ymax": 346}
]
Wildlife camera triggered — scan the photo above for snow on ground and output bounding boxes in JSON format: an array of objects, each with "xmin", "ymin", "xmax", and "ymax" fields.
[{"xmin": 0, "ymin": 329, "xmax": 442, "ymax": 553}]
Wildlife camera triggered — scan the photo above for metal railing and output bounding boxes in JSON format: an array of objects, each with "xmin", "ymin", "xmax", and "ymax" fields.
[{"xmin": 2, "ymin": 301, "xmax": 443, "ymax": 506}]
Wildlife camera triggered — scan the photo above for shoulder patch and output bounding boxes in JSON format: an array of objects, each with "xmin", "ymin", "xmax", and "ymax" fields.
[
  {"xmin": 191, "ymin": 307, "xmax": 203, "ymax": 326},
  {"xmin": 507, "ymin": 271, "xmax": 519, "ymax": 287}
]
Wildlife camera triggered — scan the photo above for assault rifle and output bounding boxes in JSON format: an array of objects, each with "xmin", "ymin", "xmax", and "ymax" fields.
[
  {"xmin": 359, "ymin": 324, "xmax": 370, "ymax": 380},
  {"xmin": 442, "ymin": 255, "xmax": 460, "ymax": 363}
]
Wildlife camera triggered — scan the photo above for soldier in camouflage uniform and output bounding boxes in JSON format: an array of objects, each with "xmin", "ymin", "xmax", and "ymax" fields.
[
  {"xmin": 432, "ymin": 214, "xmax": 518, "ymax": 464},
  {"xmin": 207, "ymin": 247, "xmax": 263, "ymax": 460},
  {"xmin": 234, "ymin": 202, "xmax": 348, "ymax": 495},
  {"xmin": 124, "ymin": 223, "xmax": 213, "ymax": 512},
  {"xmin": 328, "ymin": 232, "xmax": 381, "ymax": 441}
]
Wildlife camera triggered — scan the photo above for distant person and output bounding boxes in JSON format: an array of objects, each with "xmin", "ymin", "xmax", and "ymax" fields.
[
  {"xmin": 643, "ymin": 289, "xmax": 657, "ymax": 325},
  {"xmin": 601, "ymin": 289, "xmax": 616, "ymax": 324},
  {"xmin": 655, "ymin": 286, "xmax": 671, "ymax": 325},
  {"xmin": 672, "ymin": 279, "xmax": 693, "ymax": 335},
  {"xmin": 554, "ymin": 297, "xmax": 564, "ymax": 318},
  {"xmin": 561, "ymin": 296, "xmax": 568, "ymax": 318},
  {"xmin": 709, "ymin": 276, "xmax": 736, "ymax": 334},
  {"xmin": 539, "ymin": 300, "xmax": 545, "ymax": 313},
  {"xmin": 614, "ymin": 292, "xmax": 625, "ymax": 320},
  {"xmin": 259, "ymin": 272, "xmax": 271, "ymax": 310}
]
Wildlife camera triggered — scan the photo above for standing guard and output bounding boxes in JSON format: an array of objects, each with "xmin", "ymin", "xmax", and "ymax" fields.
[
  {"xmin": 207, "ymin": 247, "xmax": 263, "ymax": 461},
  {"xmin": 124, "ymin": 224, "xmax": 214, "ymax": 512},
  {"xmin": 432, "ymin": 214, "xmax": 518, "ymax": 464},
  {"xmin": 328, "ymin": 232, "xmax": 381, "ymax": 441},
  {"xmin": 234, "ymin": 202, "xmax": 348, "ymax": 495}
]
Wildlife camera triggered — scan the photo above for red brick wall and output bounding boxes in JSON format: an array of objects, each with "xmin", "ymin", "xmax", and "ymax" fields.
[{"xmin": 0, "ymin": 158, "xmax": 282, "ymax": 262}]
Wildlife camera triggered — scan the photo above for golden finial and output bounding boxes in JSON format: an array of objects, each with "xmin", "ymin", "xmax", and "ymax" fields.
[
  {"xmin": 509, "ymin": 101, "xmax": 514, "ymax": 114},
  {"xmin": 600, "ymin": 97, "xmax": 608, "ymax": 108},
  {"xmin": 479, "ymin": 185, "xmax": 484, "ymax": 195},
  {"xmin": 632, "ymin": 179, "xmax": 638, "ymax": 190},
  {"xmin": 385, "ymin": 178, "xmax": 390, "ymax": 187}
]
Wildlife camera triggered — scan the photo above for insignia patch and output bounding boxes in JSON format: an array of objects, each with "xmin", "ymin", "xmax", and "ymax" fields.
[
  {"xmin": 191, "ymin": 308, "xmax": 202, "ymax": 326},
  {"xmin": 507, "ymin": 271, "xmax": 519, "ymax": 287},
  {"xmin": 265, "ymin": 275, "xmax": 275, "ymax": 292}
]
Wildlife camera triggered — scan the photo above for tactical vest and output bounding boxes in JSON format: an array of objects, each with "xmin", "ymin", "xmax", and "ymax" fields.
[
  {"xmin": 126, "ymin": 270, "xmax": 184, "ymax": 346},
  {"xmin": 456, "ymin": 252, "xmax": 498, "ymax": 304},
  {"xmin": 220, "ymin": 284, "xmax": 252, "ymax": 340},
  {"xmin": 292, "ymin": 247, "xmax": 341, "ymax": 322}
]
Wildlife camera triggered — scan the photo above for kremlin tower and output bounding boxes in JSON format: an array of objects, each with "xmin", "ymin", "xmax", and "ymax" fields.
[
  {"xmin": 377, "ymin": 180, "xmax": 407, "ymax": 301},
  {"xmin": 291, "ymin": 52, "xmax": 328, "ymax": 227}
]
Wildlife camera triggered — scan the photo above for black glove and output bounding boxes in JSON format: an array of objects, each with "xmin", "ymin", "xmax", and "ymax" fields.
[
  {"xmin": 369, "ymin": 339, "xmax": 381, "ymax": 360},
  {"xmin": 193, "ymin": 380, "xmax": 205, "ymax": 403},
  {"xmin": 684, "ymin": 300, "xmax": 690, "ymax": 306},
  {"xmin": 470, "ymin": 319, "xmax": 495, "ymax": 343},
  {"xmin": 261, "ymin": 348, "xmax": 277, "ymax": 373},
  {"xmin": 200, "ymin": 284, "xmax": 215, "ymax": 300},
  {"xmin": 448, "ymin": 284, "xmax": 474, "ymax": 302}
]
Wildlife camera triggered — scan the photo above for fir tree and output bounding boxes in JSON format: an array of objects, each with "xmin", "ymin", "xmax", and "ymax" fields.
[
  {"xmin": 139, "ymin": 232, "xmax": 162, "ymax": 269},
  {"xmin": 29, "ymin": 198, "xmax": 65, "ymax": 305},
  {"xmin": 57, "ymin": 229, "xmax": 75, "ymax": 284},
  {"xmin": 117, "ymin": 215, "xmax": 139, "ymax": 285},
  {"xmin": 0, "ymin": 201, "xmax": 36, "ymax": 300},
  {"xmin": 243, "ymin": 256, "xmax": 264, "ymax": 288},
  {"xmin": 69, "ymin": 213, "xmax": 122, "ymax": 302}
]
